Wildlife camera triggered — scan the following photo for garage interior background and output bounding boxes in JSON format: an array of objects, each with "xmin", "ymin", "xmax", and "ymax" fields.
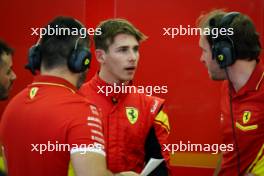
[{"xmin": 0, "ymin": 0, "xmax": 263, "ymax": 175}]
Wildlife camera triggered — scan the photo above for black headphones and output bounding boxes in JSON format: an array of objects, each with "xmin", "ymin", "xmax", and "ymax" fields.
[
  {"xmin": 210, "ymin": 12, "xmax": 243, "ymax": 175},
  {"xmin": 209, "ymin": 12, "xmax": 240, "ymax": 69},
  {"xmin": 25, "ymin": 37, "xmax": 92, "ymax": 74}
]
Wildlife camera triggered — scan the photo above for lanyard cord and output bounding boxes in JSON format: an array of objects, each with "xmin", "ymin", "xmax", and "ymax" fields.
[{"xmin": 224, "ymin": 68, "xmax": 241, "ymax": 176}]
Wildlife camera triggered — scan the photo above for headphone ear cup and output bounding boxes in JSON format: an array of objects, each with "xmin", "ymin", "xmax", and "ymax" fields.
[
  {"xmin": 68, "ymin": 48, "xmax": 92, "ymax": 73},
  {"xmin": 213, "ymin": 40, "xmax": 235, "ymax": 69},
  {"xmin": 211, "ymin": 12, "xmax": 239, "ymax": 69},
  {"xmin": 25, "ymin": 44, "xmax": 41, "ymax": 75}
]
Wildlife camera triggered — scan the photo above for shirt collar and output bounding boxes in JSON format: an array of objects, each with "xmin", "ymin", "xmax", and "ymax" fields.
[
  {"xmin": 233, "ymin": 63, "xmax": 264, "ymax": 96},
  {"xmin": 31, "ymin": 75, "xmax": 77, "ymax": 93}
]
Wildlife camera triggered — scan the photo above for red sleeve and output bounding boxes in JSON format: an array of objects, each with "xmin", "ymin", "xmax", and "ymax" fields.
[
  {"xmin": 67, "ymin": 103, "xmax": 105, "ymax": 156},
  {"xmin": 149, "ymin": 97, "xmax": 171, "ymax": 170},
  {"xmin": 153, "ymin": 107, "xmax": 171, "ymax": 166}
]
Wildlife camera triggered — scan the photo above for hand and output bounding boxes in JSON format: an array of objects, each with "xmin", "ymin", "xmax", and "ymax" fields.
[
  {"xmin": 116, "ymin": 171, "xmax": 140, "ymax": 176},
  {"xmin": 244, "ymin": 173, "xmax": 255, "ymax": 176}
]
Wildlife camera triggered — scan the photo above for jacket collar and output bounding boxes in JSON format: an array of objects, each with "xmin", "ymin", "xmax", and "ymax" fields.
[
  {"xmin": 232, "ymin": 63, "xmax": 264, "ymax": 97},
  {"xmin": 31, "ymin": 75, "xmax": 77, "ymax": 93}
]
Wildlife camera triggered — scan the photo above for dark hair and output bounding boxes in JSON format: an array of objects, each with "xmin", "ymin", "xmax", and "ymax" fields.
[
  {"xmin": 0, "ymin": 39, "xmax": 13, "ymax": 65},
  {"xmin": 39, "ymin": 16, "xmax": 90, "ymax": 70},
  {"xmin": 197, "ymin": 9, "xmax": 261, "ymax": 61},
  {"xmin": 94, "ymin": 18, "xmax": 147, "ymax": 51}
]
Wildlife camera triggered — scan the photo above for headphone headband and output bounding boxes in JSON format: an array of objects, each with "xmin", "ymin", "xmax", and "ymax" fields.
[{"xmin": 220, "ymin": 12, "xmax": 240, "ymax": 28}]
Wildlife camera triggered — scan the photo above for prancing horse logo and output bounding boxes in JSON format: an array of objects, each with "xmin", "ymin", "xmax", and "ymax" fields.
[
  {"xmin": 243, "ymin": 111, "xmax": 251, "ymax": 124},
  {"xmin": 126, "ymin": 107, "xmax": 139, "ymax": 124}
]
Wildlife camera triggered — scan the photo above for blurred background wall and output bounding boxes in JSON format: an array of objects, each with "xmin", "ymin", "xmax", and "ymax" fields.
[{"xmin": 0, "ymin": 0, "xmax": 263, "ymax": 175}]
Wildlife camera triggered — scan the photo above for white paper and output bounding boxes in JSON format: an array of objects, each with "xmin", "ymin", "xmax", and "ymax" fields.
[{"xmin": 140, "ymin": 158, "xmax": 164, "ymax": 176}]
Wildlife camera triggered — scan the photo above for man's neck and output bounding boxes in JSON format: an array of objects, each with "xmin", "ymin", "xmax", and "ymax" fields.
[
  {"xmin": 227, "ymin": 59, "xmax": 257, "ymax": 92},
  {"xmin": 41, "ymin": 67, "xmax": 77, "ymax": 87},
  {"xmin": 98, "ymin": 69, "xmax": 129, "ymax": 85}
]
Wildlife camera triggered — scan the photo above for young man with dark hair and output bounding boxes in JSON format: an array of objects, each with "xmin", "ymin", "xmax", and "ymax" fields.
[
  {"xmin": 198, "ymin": 10, "xmax": 263, "ymax": 176},
  {"xmin": 79, "ymin": 18, "xmax": 170, "ymax": 175},
  {"xmin": 0, "ymin": 17, "xmax": 138, "ymax": 176},
  {"xmin": 0, "ymin": 40, "xmax": 16, "ymax": 100}
]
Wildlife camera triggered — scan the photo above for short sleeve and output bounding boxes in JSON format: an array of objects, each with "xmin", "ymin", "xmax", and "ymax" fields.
[{"xmin": 67, "ymin": 104, "xmax": 105, "ymax": 156}]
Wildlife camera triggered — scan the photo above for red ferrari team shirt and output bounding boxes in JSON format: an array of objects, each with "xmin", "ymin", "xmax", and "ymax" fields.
[
  {"xmin": 220, "ymin": 63, "xmax": 264, "ymax": 176},
  {"xmin": 79, "ymin": 74, "xmax": 170, "ymax": 173},
  {"xmin": 0, "ymin": 75, "xmax": 105, "ymax": 176}
]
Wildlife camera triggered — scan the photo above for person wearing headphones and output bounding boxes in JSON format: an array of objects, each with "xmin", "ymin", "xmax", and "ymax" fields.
[
  {"xmin": 0, "ymin": 40, "xmax": 16, "ymax": 100},
  {"xmin": 0, "ymin": 16, "xmax": 138, "ymax": 176},
  {"xmin": 78, "ymin": 18, "xmax": 170, "ymax": 175},
  {"xmin": 198, "ymin": 10, "xmax": 263, "ymax": 176},
  {"xmin": 0, "ymin": 40, "xmax": 16, "ymax": 176}
]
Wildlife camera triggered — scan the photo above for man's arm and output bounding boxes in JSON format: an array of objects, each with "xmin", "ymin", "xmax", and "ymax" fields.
[
  {"xmin": 69, "ymin": 103, "xmax": 140, "ymax": 176},
  {"xmin": 71, "ymin": 152, "xmax": 139, "ymax": 176},
  {"xmin": 213, "ymin": 152, "xmax": 222, "ymax": 176},
  {"xmin": 71, "ymin": 152, "xmax": 110, "ymax": 176},
  {"xmin": 145, "ymin": 126, "xmax": 169, "ymax": 176},
  {"xmin": 145, "ymin": 107, "xmax": 171, "ymax": 176}
]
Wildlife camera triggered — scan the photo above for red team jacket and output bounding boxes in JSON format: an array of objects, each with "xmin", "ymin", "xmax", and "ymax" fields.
[
  {"xmin": 220, "ymin": 63, "xmax": 264, "ymax": 175},
  {"xmin": 80, "ymin": 74, "xmax": 170, "ymax": 174},
  {"xmin": 0, "ymin": 76, "xmax": 105, "ymax": 176}
]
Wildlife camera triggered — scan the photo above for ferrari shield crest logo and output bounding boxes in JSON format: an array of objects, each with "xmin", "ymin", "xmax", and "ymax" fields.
[
  {"xmin": 126, "ymin": 107, "xmax": 139, "ymax": 124},
  {"xmin": 242, "ymin": 111, "xmax": 251, "ymax": 124}
]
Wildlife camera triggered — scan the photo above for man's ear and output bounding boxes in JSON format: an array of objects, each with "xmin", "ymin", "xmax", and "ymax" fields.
[{"xmin": 95, "ymin": 49, "xmax": 106, "ymax": 64}]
